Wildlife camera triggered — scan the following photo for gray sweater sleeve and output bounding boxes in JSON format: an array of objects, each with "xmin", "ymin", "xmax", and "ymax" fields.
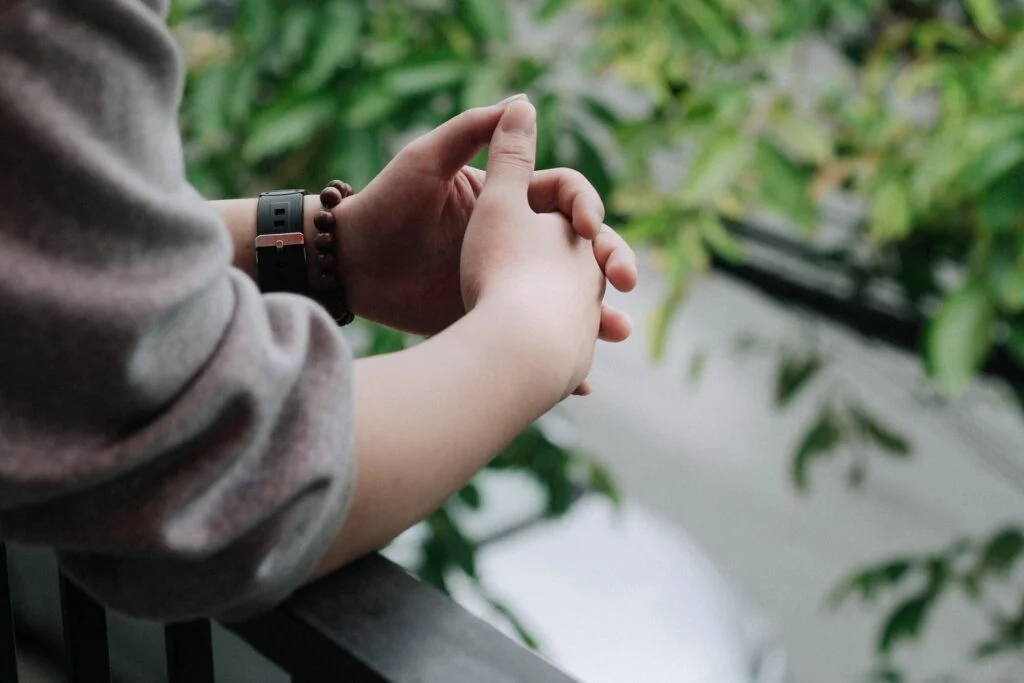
[{"xmin": 0, "ymin": 0, "xmax": 356, "ymax": 621}]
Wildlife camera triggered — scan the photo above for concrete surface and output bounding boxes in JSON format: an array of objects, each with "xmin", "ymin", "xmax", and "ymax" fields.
[{"xmin": 552, "ymin": 261, "xmax": 1024, "ymax": 682}]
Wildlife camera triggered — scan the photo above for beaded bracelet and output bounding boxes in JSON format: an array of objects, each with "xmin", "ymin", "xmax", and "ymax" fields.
[{"xmin": 310, "ymin": 179, "xmax": 355, "ymax": 326}]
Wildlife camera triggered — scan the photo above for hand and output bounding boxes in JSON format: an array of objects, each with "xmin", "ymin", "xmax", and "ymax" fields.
[
  {"xmin": 461, "ymin": 100, "xmax": 604, "ymax": 398},
  {"xmin": 331, "ymin": 96, "xmax": 638, "ymax": 336}
]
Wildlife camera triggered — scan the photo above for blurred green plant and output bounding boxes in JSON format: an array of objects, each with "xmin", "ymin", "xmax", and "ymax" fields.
[
  {"xmin": 170, "ymin": 0, "xmax": 1024, "ymax": 675},
  {"xmin": 582, "ymin": 0, "xmax": 1024, "ymax": 678}
]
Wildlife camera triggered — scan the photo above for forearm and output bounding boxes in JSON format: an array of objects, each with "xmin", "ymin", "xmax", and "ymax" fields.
[{"xmin": 309, "ymin": 295, "xmax": 568, "ymax": 579}]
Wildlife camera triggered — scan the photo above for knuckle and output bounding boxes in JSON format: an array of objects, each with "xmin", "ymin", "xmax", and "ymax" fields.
[
  {"xmin": 558, "ymin": 167, "xmax": 589, "ymax": 186},
  {"xmin": 492, "ymin": 145, "xmax": 534, "ymax": 171},
  {"xmin": 402, "ymin": 137, "xmax": 432, "ymax": 163},
  {"xmin": 496, "ymin": 129, "xmax": 534, "ymax": 158}
]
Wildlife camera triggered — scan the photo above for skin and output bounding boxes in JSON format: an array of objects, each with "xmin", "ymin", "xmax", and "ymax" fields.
[{"xmin": 212, "ymin": 98, "xmax": 638, "ymax": 576}]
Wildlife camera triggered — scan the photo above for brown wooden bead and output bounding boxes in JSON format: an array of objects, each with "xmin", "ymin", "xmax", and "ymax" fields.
[
  {"xmin": 317, "ymin": 271, "xmax": 339, "ymax": 288},
  {"xmin": 327, "ymin": 180, "xmax": 354, "ymax": 198},
  {"xmin": 315, "ymin": 253, "xmax": 338, "ymax": 272},
  {"xmin": 322, "ymin": 297, "xmax": 345, "ymax": 315},
  {"xmin": 314, "ymin": 231, "xmax": 336, "ymax": 252},
  {"xmin": 313, "ymin": 210, "xmax": 336, "ymax": 232},
  {"xmin": 320, "ymin": 187, "xmax": 343, "ymax": 208}
]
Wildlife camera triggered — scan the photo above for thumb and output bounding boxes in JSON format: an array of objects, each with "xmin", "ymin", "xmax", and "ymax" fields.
[{"xmin": 483, "ymin": 99, "xmax": 537, "ymax": 196}]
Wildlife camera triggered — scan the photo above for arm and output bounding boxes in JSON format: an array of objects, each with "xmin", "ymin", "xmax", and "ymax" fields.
[
  {"xmin": 0, "ymin": 0, "xmax": 356, "ymax": 621},
  {"xmin": 312, "ymin": 296, "xmax": 565, "ymax": 577},
  {"xmin": 312, "ymin": 100, "xmax": 605, "ymax": 579}
]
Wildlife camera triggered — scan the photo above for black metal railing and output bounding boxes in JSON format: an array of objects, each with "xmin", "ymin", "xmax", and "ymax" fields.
[{"xmin": 0, "ymin": 544, "xmax": 575, "ymax": 683}]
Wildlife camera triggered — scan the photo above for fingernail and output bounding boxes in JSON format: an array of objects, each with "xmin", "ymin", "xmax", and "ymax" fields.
[
  {"xmin": 500, "ymin": 100, "xmax": 536, "ymax": 133},
  {"xmin": 497, "ymin": 93, "xmax": 529, "ymax": 106}
]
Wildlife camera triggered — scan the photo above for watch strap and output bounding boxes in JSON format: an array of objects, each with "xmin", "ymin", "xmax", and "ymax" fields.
[{"xmin": 256, "ymin": 190, "xmax": 308, "ymax": 295}]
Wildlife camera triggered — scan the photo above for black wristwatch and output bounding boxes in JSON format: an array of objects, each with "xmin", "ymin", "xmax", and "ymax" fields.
[{"xmin": 255, "ymin": 189, "xmax": 308, "ymax": 295}]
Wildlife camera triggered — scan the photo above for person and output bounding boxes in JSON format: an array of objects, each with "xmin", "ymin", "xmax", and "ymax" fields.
[{"xmin": 0, "ymin": 0, "xmax": 638, "ymax": 622}]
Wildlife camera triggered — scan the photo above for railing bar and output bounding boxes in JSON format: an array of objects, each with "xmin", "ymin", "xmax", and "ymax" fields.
[
  {"xmin": 165, "ymin": 620, "xmax": 215, "ymax": 683},
  {"xmin": 0, "ymin": 545, "xmax": 19, "ymax": 683},
  {"xmin": 59, "ymin": 573, "xmax": 110, "ymax": 683}
]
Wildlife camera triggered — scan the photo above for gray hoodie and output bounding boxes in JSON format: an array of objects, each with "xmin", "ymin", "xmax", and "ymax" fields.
[{"xmin": 0, "ymin": 0, "xmax": 355, "ymax": 621}]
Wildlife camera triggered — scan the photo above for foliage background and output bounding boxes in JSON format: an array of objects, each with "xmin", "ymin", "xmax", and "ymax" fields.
[{"xmin": 170, "ymin": 0, "xmax": 1024, "ymax": 679}]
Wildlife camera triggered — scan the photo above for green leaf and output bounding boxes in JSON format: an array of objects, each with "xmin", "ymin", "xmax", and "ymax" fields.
[
  {"xmin": 682, "ymin": 134, "xmax": 751, "ymax": 204},
  {"xmin": 649, "ymin": 281, "xmax": 685, "ymax": 362},
  {"xmin": 974, "ymin": 639, "xmax": 1015, "ymax": 659},
  {"xmin": 678, "ymin": 0, "xmax": 740, "ymax": 59},
  {"xmin": 242, "ymin": 97, "xmax": 334, "ymax": 162},
  {"xmin": 853, "ymin": 408, "xmax": 910, "ymax": 458},
  {"xmin": 588, "ymin": 462, "xmax": 622, "ymax": 507},
  {"xmin": 696, "ymin": 213, "xmax": 745, "ymax": 263},
  {"xmin": 534, "ymin": 93, "xmax": 561, "ymax": 170},
  {"xmin": 649, "ymin": 227, "xmax": 707, "ymax": 360},
  {"xmin": 344, "ymin": 86, "xmax": 399, "ymax": 129},
  {"xmin": 536, "ymin": 0, "xmax": 569, "ymax": 21},
  {"xmin": 977, "ymin": 164, "xmax": 1024, "ymax": 232},
  {"xmin": 430, "ymin": 510, "xmax": 477, "ymax": 578},
  {"xmin": 829, "ymin": 560, "xmax": 913, "ymax": 609},
  {"xmin": 961, "ymin": 140, "xmax": 1024, "ymax": 195},
  {"xmin": 489, "ymin": 599, "xmax": 540, "ymax": 650},
  {"xmin": 457, "ymin": 483, "xmax": 482, "ymax": 510},
  {"xmin": 187, "ymin": 65, "xmax": 231, "ymax": 146},
  {"xmin": 296, "ymin": 0, "xmax": 363, "ymax": 92},
  {"xmin": 868, "ymin": 667, "xmax": 904, "ymax": 683},
  {"xmin": 458, "ymin": 0, "xmax": 509, "ymax": 43},
  {"xmin": 462, "ymin": 65, "xmax": 505, "ymax": 110},
  {"xmin": 386, "ymin": 61, "xmax": 467, "ymax": 98},
  {"xmin": 1008, "ymin": 322, "xmax": 1024, "ymax": 366},
  {"xmin": 332, "ymin": 127, "xmax": 382, "ymax": 190},
  {"xmin": 964, "ymin": 0, "xmax": 1004, "ymax": 39},
  {"xmin": 979, "ymin": 528, "xmax": 1024, "ymax": 578},
  {"xmin": 755, "ymin": 141, "xmax": 817, "ymax": 230},
  {"xmin": 791, "ymin": 406, "xmax": 842, "ymax": 492},
  {"xmin": 909, "ymin": 128, "xmax": 966, "ymax": 209},
  {"xmin": 418, "ymin": 535, "xmax": 453, "ymax": 594},
  {"xmin": 235, "ymin": 0, "xmax": 273, "ymax": 49},
  {"xmin": 686, "ymin": 350, "xmax": 708, "ymax": 385},
  {"xmin": 878, "ymin": 592, "xmax": 935, "ymax": 654},
  {"xmin": 770, "ymin": 108, "xmax": 832, "ymax": 165},
  {"xmin": 573, "ymin": 131, "xmax": 614, "ymax": 199},
  {"xmin": 273, "ymin": 7, "xmax": 316, "ymax": 74},
  {"xmin": 990, "ymin": 249, "xmax": 1024, "ymax": 312},
  {"xmin": 775, "ymin": 354, "xmax": 822, "ymax": 408},
  {"xmin": 926, "ymin": 281, "xmax": 995, "ymax": 394},
  {"xmin": 869, "ymin": 179, "xmax": 911, "ymax": 242},
  {"xmin": 227, "ymin": 62, "xmax": 260, "ymax": 126},
  {"xmin": 362, "ymin": 324, "xmax": 408, "ymax": 356},
  {"xmin": 546, "ymin": 471, "xmax": 575, "ymax": 517}
]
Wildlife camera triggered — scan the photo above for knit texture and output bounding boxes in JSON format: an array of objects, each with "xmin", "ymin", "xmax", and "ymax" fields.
[{"xmin": 0, "ymin": 0, "xmax": 356, "ymax": 621}]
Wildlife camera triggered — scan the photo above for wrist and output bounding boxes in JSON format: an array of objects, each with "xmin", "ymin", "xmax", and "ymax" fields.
[
  {"xmin": 304, "ymin": 193, "xmax": 374, "ymax": 318},
  {"xmin": 469, "ymin": 285, "xmax": 578, "ymax": 403},
  {"xmin": 302, "ymin": 193, "xmax": 369, "ymax": 318}
]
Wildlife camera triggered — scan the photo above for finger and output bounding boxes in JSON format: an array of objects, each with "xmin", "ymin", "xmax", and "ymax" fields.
[
  {"xmin": 599, "ymin": 303, "xmax": 633, "ymax": 343},
  {"xmin": 528, "ymin": 169, "xmax": 605, "ymax": 239},
  {"xmin": 593, "ymin": 225, "xmax": 639, "ymax": 293},
  {"xmin": 573, "ymin": 379, "xmax": 593, "ymax": 397},
  {"xmin": 409, "ymin": 95, "xmax": 528, "ymax": 178},
  {"xmin": 483, "ymin": 99, "xmax": 538, "ymax": 196}
]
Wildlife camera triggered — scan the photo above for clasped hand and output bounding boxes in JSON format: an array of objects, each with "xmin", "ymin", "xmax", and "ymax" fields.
[{"xmin": 330, "ymin": 96, "xmax": 638, "ymax": 394}]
